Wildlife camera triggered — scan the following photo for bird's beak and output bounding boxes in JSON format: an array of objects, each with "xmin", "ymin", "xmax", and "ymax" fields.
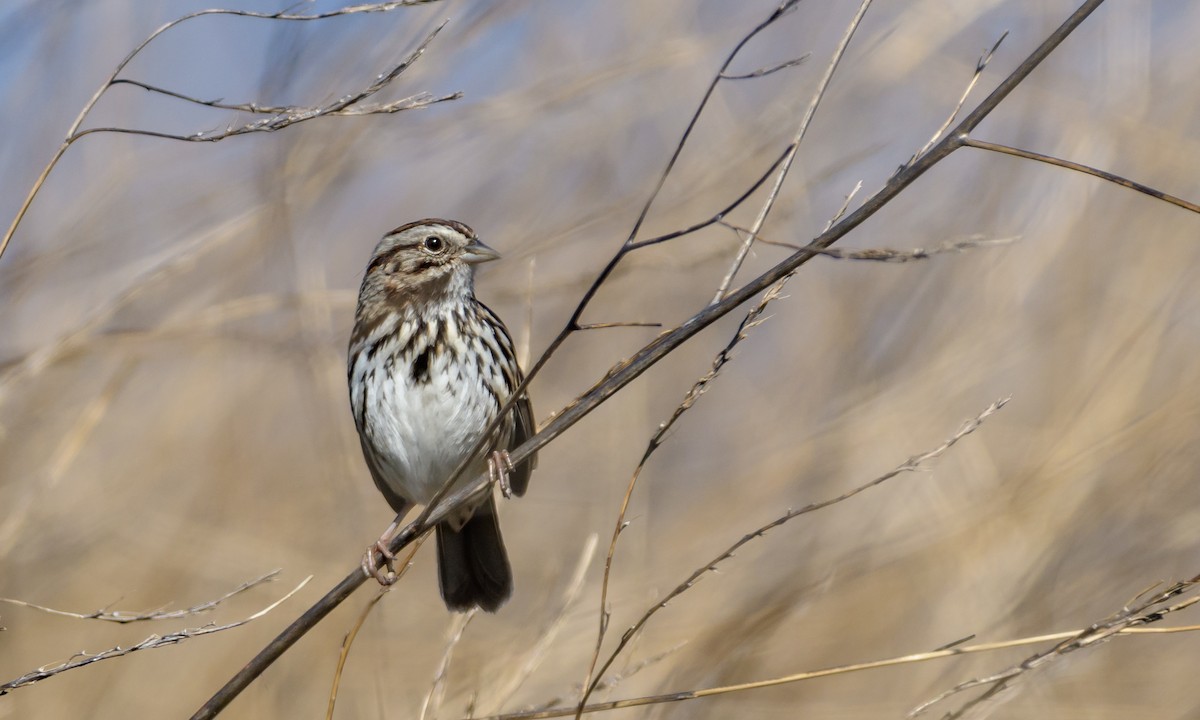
[{"xmin": 462, "ymin": 238, "xmax": 502, "ymax": 265}]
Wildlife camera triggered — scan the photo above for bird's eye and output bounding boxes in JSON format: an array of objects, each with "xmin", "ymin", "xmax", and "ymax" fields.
[{"xmin": 423, "ymin": 235, "xmax": 444, "ymax": 253}]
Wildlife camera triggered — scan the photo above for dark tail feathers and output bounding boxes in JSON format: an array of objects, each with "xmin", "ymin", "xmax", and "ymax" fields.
[{"xmin": 435, "ymin": 495, "xmax": 512, "ymax": 612}]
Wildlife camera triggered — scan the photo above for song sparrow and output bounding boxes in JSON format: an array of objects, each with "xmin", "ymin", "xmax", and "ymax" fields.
[{"xmin": 348, "ymin": 219, "xmax": 535, "ymax": 612}]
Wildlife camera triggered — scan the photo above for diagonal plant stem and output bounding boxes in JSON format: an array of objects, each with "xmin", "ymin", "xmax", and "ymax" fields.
[
  {"xmin": 190, "ymin": 2, "xmax": 1112, "ymax": 716},
  {"xmin": 576, "ymin": 398, "xmax": 1007, "ymax": 717},
  {"xmin": 472, "ymin": 580, "xmax": 1200, "ymax": 720},
  {"xmin": 0, "ymin": 570, "xmax": 280, "ymax": 624},
  {"xmin": 575, "ymin": 274, "xmax": 794, "ymax": 718},
  {"xmin": 909, "ymin": 576, "xmax": 1200, "ymax": 717},
  {"xmin": 963, "ymin": 138, "xmax": 1200, "ymax": 215},
  {"xmin": 710, "ymin": 0, "xmax": 876, "ymax": 304},
  {"xmin": 1, "ymin": 575, "xmax": 311, "ymax": 696}
]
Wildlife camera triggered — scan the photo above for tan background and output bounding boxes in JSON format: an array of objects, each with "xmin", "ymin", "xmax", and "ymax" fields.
[{"xmin": 2, "ymin": 1, "xmax": 1199, "ymax": 718}]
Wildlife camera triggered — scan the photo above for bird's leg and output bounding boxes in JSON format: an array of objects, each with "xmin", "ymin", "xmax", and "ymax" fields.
[
  {"xmin": 362, "ymin": 515, "xmax": 403, "ymax": 586},
  {"xmin": 489, "ymin": 450, "xmax": 517, "ymax": 499}
]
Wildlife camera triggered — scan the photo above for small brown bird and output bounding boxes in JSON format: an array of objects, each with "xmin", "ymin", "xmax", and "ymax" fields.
[{"xmin": 347, "ymin": 219, "xmax": 535, "ymax": 612}]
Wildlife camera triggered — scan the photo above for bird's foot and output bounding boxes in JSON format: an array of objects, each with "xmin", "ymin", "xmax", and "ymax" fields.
[
  {"xmin": 489, "ymin": 450, "xmax": 517, "ymax": 499},
  {"xmin": 362, "ymin": 523, "xmax": 400, "ymax": 586}
]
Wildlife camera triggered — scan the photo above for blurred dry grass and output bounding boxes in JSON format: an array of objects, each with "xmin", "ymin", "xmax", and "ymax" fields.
[{"xmin": 2, "ymin": 1, "xmax": 1200, "ymax": 718}]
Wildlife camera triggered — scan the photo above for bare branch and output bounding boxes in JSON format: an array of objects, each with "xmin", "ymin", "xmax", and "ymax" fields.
[
  {"xmin": 575, "ymin": 322, "xmax": 662, "ymax": 331},
  {"xmin": 720, "ymin": 54, "xmax": 810, "ymax": 80},
  {"xmin": 0, "ymin": 570, "xmax": 280, "ymax": 624},
  {"xmin": 474, "ymin": 577, "xmax": 1200, "ymax": 719},
  {"xmin": 964, "ymin": 137, "xmax": 1200, "ymax": 215},
  {"xmin": 421, "ymin": 610, "xmax": 477, "ymax": 720},
  {"xmin": 577, "ymin": 273, "xmax": 796, "ymax": 715},
  {"xmin": 578, "ymin": 398, "xmax": 1007, "ymax": 712},
  {"xmin": 909, "ymin": 32, "xmax": 1008, "ymax": 164},
  {"xmin": 326, "ymin": 538, "xmax": 425, "ymax": 720},
  {"xmin": 0, "ymin": 0, "xmax": 449, "ymax": 263},
  {"xmin": 910, "ymin": 576, "xmax": 1200, "ymax": 718},
  {"xmin": 710, "ymin": 0, "xmax": 877, "ymax": 304},
  {"xmin": 1, "ymin": 575, "xmax": 310, "ymax": 696},
  {"xmin": 73, "ymin": 23, "xmax": 455, "ymax": 144}
]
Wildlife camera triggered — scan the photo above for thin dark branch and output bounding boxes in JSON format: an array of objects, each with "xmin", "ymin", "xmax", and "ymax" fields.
[
  {"xmin": 472, "ymin": 586, "xmax": 1200, "ymax": 720},
  {"xmin": 0, "ymin": 575, "xmax": 310, "ymax": 697},
  {"xmin": 74, "ymin": 23, "xmax": 454, "ymax": 143},
  {"xmin": 575, "ymin": 322, "xmax": 662, "ymax": 331},
  {"xmin": 623, "ymin": 145, "xmax": 794, "ymax": 250},
  {"xmin": 0, "ymin": 0, "xmax": 444, "ymax": 263},
  {"xmin": 710, "ymin": 0, "xmax": 876, "ymax": 304},
  {"xmin": 580, "ymin": 398, "xmax": 1007, "ymax": 709},
  {"xmin": 908, "ymin": 31, "xmax": 1008, "ymax": 164},
  {"xmin": 910, "ymin": 576, "xmax": 1200, "ymax": 718},
  {"xmin": 720, "ymin": 54, "xmax": 810, "ymax": 80},
  {"xmin": 0, "ymin": 570, "xmax": 280, "ymax": 624},
  {"xmin": 964, "ymin": 137, "xmax": 1200, "ymax": 215},
  {"xmin": 577, "ymin": 274, "xmax": 795, "ymax": 716}
]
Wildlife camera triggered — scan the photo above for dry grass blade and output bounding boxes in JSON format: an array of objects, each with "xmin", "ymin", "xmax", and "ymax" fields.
[
  {"xmin": 576, "ymin": 398, "xmax": 1007, "ymax": 713},
  {"xmin": 909, "ymin": 32, "xmax": 1008, "ymax": 164},
  {"xmin": 485, "ymin": 534, "xmax": 599, "ymax": 715},
  {"xmin": 909, "ymin": 576, "xmax": 1200, "ymax": 718},
  {"xmin": 0, "ymin": 0, "xmax": 448, "ymax": 262},
  {"xmin": 711, "ymin": 0, "xmax": 877, "ymax": 304},
  {"xmin": 963, "ymin": 138, "xmax": 1200, "ymax": 215},
  {"xmin": 420, "ymin": 609, "xmax": 478, "ymax": 720},
  {"xmin": 0, "ymin": 358, "xmax": 137, "ymax": 556},
  {"xmin": 474, "ymin": 591, "xmax": 1200, "ymax": 719},
  {"xmin": 326, "ymin": 536, "xmax": 426, "ymax": 720},
  {"xmin": 0, "ymin": 575, "xmax": 311, "ymax": 696},
  {"xmin": 0, "ymin": 570, "xmax": 281, "ymax": 624},
  {"xmin": 576, "ymin": 273, "xmax": 794, "ymax": 715}
]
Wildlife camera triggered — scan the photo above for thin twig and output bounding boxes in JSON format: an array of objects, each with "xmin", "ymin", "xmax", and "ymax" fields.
[
  {"xmin": 574, "ymin": 322, "xmax": 662, "ymax": 331},
  {"xmin": 720, "ymin": 54, "xmax": 810, "ymax": 80},
  {"xmin": 710, "ymin": 0, "xmax": 877, "ymax": 304},
  {"xmin": 579, "ymin": 398, "xmax": 1007, "ymax": 713},
  {"xmin": 326, "ymin": 538, "xmax": 425, "ymax": 720},
  {"xmin": 73, "ymin": 24, "xmax": 454, "ymax": 143},
  {"xmin": 1, "ymin": 575, "xmax": 311, "ymax": 696},
  {"xmin": 909, "ymin": 32, "xmax": 1008, "ymax": 164},
  {"xmin": 485, "ymin": 535, "xmax": 599, "ymax": 715},
  {"xmin": 910, "ymin": 576, "xmax": 1200, "ymax": 718},
  {"xmin": 421, "ymin": 610, "xmax": 477, "ymax": 720},
  {"xmin": 743, "ymin": 234, "xmax": 1020, "ymax": 260},
  {"xmin": 1, "ymin": 570, "xmax": 280, "ymax": 624},
  {"xmin": 576, "ymin": 276, "xmax": 795, "ymax": 716},
  {"xmin": 472, "ymin": 600, "xmax": 1200, "ymax": 720},
  {"xmin": 0, "ymin": 1, "xmax": 447, "ymax": 263},
  {"xmin": 964, "ymin": 137, "xmax": 1200, "ymax": 215}
]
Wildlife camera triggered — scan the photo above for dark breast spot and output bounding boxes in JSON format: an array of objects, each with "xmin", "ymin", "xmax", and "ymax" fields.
[{"xmin": 411, "ymin": 347, "xmax": 432, "ymax": 384}]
